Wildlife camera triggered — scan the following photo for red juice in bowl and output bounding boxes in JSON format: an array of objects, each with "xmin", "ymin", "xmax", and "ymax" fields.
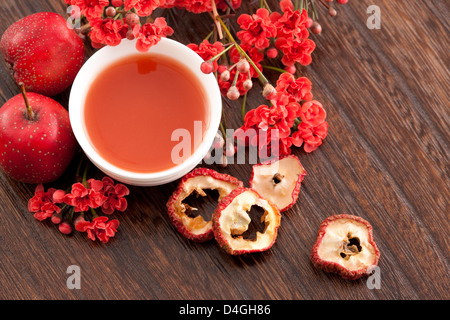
[{"xmin": 83, "ymin": 53, "xmax": 209, "ymax": 173}]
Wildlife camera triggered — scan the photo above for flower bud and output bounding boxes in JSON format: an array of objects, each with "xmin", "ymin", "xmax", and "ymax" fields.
[
  {"xmin": 220, "ymin": 70, "xmax": 230, "ymax": 81},
  {"xmin": 285, "ymin": 65, "xmax": 296, "ymax": 74},
  {"xmin": 329, "ymin": 8, "xmax": 337, "ymax": 17},
  {"xmin": 225, "ymin": 142, "xmax": 236, "ymax": 157},
  {"xmin": 311, "ymin": 22, "xmax": 322, "ymax": 34},
  {"xmin": 125, "ymin": 13, "xmax": 140, "ymax": 26},
  {"xmin": 126, "ymin": 29, "xmax": 135, "ymax": 40},
  {"xmin": 242, "ymin": 79, "xmax": 253, "ymax": 91},
  {"xmin": 262, "ymin": 83, "xmax": 277, "ymax": 100},
  {"xmin": 200, "ymin": 61, "xmax": 214, "ymax": 74},
  {"xmin": 266, "ymin": 47, "xmax": 278, "ymax": 59},
  {"xmin": 236, "ymin": 59, "xmax": 250, "ymax": 73},
  {"xmin": 105, "ymin": 6, "xmax": 116, "ymax": 17},
  {"xmin": 59, "ymin": 222, "xmax": 72, "ymax": 235},
  {"xmin": 51, "ymin": 213, "xmax": 62, "ymax": 224},
  {"xmin": 227, "ymin": 86, "xmax": 240, "ymax": 100},
  {"xmin": 213, "ymin": 138, "xmax": 224, "ymax": 150}
]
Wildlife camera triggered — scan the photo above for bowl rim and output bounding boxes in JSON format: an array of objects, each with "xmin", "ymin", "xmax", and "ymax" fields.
[{"xmin": 69, "ymin": 38, "xmax": 222, "ymax": 185}]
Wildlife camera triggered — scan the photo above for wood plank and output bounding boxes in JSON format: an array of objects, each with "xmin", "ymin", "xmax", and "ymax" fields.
[{"xmin": 0, "ymin": 0, "xmax": 448, "ymax": 300}]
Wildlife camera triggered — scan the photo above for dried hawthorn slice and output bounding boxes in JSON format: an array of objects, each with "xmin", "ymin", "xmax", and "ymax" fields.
[
  {"xmin": 166, "ymin": 168, "xmax": 243, "ymax": 242},
  {"xmin": 212, "ymin": 188, "xmax": 281, "ymax": 255},
  {"xmin": 311, "ymin": 214, "xmax": 380, "ymax": 280},
  {"xmin": 249, "ymin": 155, "xmax": 306, "ymax": 212}
]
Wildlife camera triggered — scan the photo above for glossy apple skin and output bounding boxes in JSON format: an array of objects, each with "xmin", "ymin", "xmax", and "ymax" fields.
[
  {"xmin": 0, "ymin": 12, "xmax": 85, "ymax": 96},
  {"xmin": 0, "ymin": 93, "xmax": 78, "ymax": 183}
]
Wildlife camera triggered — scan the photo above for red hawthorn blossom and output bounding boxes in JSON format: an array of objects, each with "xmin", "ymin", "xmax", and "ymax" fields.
[
  {"xmin": 291, "ymin": 121, "xmax": 329, "ymax": 153},
  {"xmin": 161, "ymin": 0, "xmax": 240, "ymax": 11},
  {"xmin": 134, "ymin": 17, "xmax": 174, "ymax": 52},
  {"xmin": 187, "ymin": 40, "xmax": 225, "ymax": 72},
  {"xmin": 183, "ymin": 0, "xmax": 213, "ymax": 13},
  {"xmin": 270, "ymin": 1, "xmax": 309, "ymax": 39},
  {"xmin": 89, "ymin": 18, "xmax": 128, "ymax": 47},
  {"xmin": 63, "ymin": 181, "xmax": 107, "ymax": 212},
  {"xmin": 276, "ymin": 72, "xmax": 313, "ymax": 102},
  {"xmin": 276, "ymin": 36, "xmax": 316, "ymax": 66},
  {"xmin": 72, "ymin": 0, "xmax": 109, "ymax": 21},
  {"xmin": 237, "ymin": 8, "xmax": 277, "ymax": 50},
  {"xmin": 216, "ymin": 0, "xmax": 241, "ymax": 11},
  {"xmin": 100, "ymin": 177, "xmax": 130, "ymax": 215},
  {"xmin": 242, "ymin": 101, "xmax": 300, "ymax": 139},
  {"xmin": 300, "ymin": 100, "xmax": 326, "ymax": 127},
  {"xmin": 75, "ymin": 216, "xmax": 120, "ymax": 243},
  {"xmin": 124, "ymin": 0, "xmax": 162, "ymax": 17},
  {"xmin": 160, "ymin": 0, "xmax": 178, "ymax": 8},
  {"xmin": 28, "ymin": 184, "xmax": 62, "ymax": 221}
]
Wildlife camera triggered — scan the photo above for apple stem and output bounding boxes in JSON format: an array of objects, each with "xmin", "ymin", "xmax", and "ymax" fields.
[{"xmin": 18, "ymin": 83, "xmax": 35, "ymax": 121}]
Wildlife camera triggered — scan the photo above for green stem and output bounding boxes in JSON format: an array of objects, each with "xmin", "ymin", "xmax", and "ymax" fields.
[
  {"xmin": 262, "ymin": 65, "xmax": 288, "ymax": 73},
  {"xmin": 67, "ymin": 207, "xmax": 75, "ymax": 223},
  {"xmin": 82, "ymin": 161, "xmax": 90, "ymax": 186},
  {"xmin": 204, "ymin": 30, "xmax": 214, "ymax": 41},
  {"xmin": 208, "ymin": 43, "xmax": 235, "ymax": 62},
  {"xmin": 293, "ymin": 117, "xmax": 302, "ymax": 131},
  {"xmin": 75, "ymin": 154, "xmax": 86, "ymax": 180},
  {"xmin": 221, "ymin": 109, "xmax": 228, "ymax": 133},
  {"xmin": 231, "ymin": 70, "xmax": 240, "ymax": 87},
  {"xmin": 90, "ymin": 207, "xmax": 98, "ymax": 219},
  {"xmin": 241, "ymin": 92, "xmax": 247, "ymax": 123},
  {"xmin": 262, "ymin": 0, "xmax": 272, "ymax": 13},
  {"xmin": 113, "ymin": 11, "xmax": 123, "ymax": 20},
  {"xmin": 219, "ymin": 120, "xmax": 226, "ymax": 141},
  {"xmin": 310, "ymin": 0, "xmax": 319, "ymax": 20}
]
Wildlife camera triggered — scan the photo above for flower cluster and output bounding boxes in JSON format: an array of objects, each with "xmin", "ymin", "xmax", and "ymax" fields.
[
  {"xmin": 190, "ymin": 1, "xmax": 317, "ymax": 102},
  {"xmin": 234, "ymin": 72, "xmax": 328, "ymax": 157},
  {"xmin": 66, "ymin": 0, "xmax": 174, "ymax": 51},
  {"xmin": 28, "ymin": 175, "xmax": 129, "ymax": 243},
  {"xmin": 187, "ymin": 0, "xmax": 329, "ymax": 157}
]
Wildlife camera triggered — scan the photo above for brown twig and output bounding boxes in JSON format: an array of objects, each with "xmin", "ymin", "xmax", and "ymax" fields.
[{"xmin": 211, "ymin": 0, "xmax": 224, "ymax": 39}]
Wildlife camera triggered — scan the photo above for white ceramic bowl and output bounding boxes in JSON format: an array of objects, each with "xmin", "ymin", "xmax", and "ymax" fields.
[{"xmin": 69, "ymin": 38, "xmax": 222, "ymax": 186}]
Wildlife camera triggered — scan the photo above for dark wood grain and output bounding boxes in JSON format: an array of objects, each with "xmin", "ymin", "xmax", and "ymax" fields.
[{"xmin": 0, "ymin": 0, "xmax": 448, "ymax": 300}]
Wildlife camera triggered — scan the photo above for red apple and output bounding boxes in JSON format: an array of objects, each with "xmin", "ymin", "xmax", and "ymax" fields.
[
  {"xmin": 1, "ymin": 12, "xmax": 85, "ymax": 96},
  {"xmin": 0, "ymin": 85, "xmax": 78, "ymax": 183}
]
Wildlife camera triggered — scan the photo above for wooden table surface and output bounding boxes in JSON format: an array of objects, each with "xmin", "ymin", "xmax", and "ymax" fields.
[{"xmin": 0, "ymin": 0, "xmax": 448, "ymax": 301}]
